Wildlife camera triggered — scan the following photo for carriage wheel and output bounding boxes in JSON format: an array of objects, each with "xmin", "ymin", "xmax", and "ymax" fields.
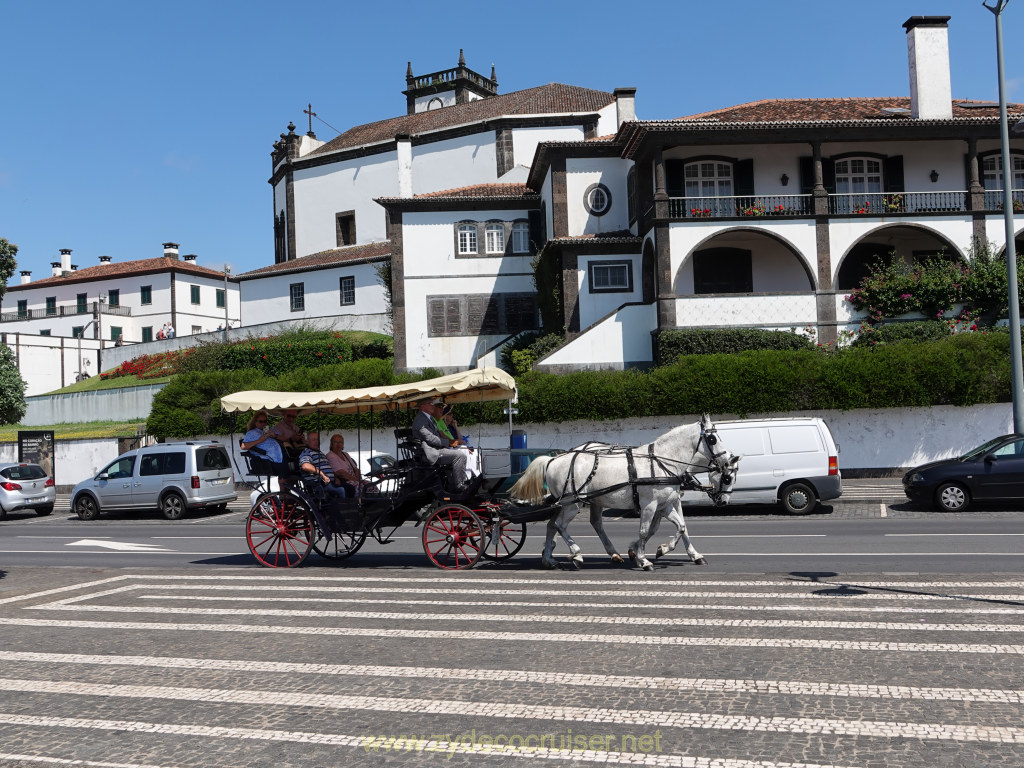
[
  {"xmin": 422, "ymin": 503, "xmax": 484, "ymax": 570},
  {"xmin": 246, "ymin": 492, "xmax": 313, "ymax": 568},
  {"xmin": 480, "ymin": 518, "xmax": 527, "ymax": 561},
  {"xmin": 313, "ymin": 528, "xmax": 367, "ymax": 560}
]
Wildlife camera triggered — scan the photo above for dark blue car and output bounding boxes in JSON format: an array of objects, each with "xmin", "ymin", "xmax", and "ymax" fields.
[{"xmin": 903, "ymin": 434, "xmax": 1024, "ymax": 511}]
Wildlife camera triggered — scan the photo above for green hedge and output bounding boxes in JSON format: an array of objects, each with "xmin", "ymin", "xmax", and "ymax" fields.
[
  {"xmin": 655, "ymin": 328, "xmax": 812, "ymax": 365},
  {"xmin": 851, "ymin": 320, "xmax": 958, "ymax": 347},
  {"xmin": 146, "ymin": 333, "xmax": 1015, "ymax": 438}
]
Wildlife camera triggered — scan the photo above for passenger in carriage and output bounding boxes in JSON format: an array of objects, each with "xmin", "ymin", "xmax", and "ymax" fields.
[
  {"xmin": 299, "ymin": 431, "xmax": 349, "ymax": 499},
  {"xmin": 412, "ymin": 398, "xmax": 468, "ymax": 492},
  {"xmin": 270, "ymin": 409, "xmax": 306, "ymax": 457},
  {"xmin": 327, "ymin": 433, "xmax": 374, "ymax": 497},
  {"xmin": 241, "ymin": 410, "xmax": 284, "ymax": 464}
]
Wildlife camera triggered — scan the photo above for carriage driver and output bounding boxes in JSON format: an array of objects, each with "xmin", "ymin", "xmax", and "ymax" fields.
[{"xmin": 412, "ymin": 398, "xmax": 468, "ymax": 492}]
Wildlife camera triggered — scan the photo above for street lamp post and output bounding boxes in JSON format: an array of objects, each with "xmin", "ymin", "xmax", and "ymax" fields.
[
  {"xmin": 76, "ymin": 319, "xmax": 97, "ymax": 382},
  {"xmin": 223, "ymin": 264, "xmax": 231, "ymax": 341},
  {"xmin": 984, "ymin": 0, "xmax": 1024, "ymax": 431}
]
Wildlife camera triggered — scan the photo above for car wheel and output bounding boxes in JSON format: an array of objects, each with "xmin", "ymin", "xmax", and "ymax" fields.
[
  {"xmin": 781, "ymin": 482, "xmax": 817, "ymax": 514},
  {"xmin": 74, "ymin": 495, "xmax": 100, "ymax": 521},
  {"xmin": 160, "ymin": 492, "xmax": 187, "ymax": 521},
  {"xmin": 935, "ymin": 482, "xmax": 969, "ymax": 512},
  {"xmin": 35, "ymin": 505, "xmax": 53, "ymax": 517}
]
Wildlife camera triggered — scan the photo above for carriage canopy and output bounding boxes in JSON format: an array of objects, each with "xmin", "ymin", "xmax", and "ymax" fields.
[{"xmin": 220, "ymin": 366, "xmax": 517, "ymax": 416}]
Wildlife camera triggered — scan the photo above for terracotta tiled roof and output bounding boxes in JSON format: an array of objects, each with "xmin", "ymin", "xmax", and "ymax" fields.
[
  {"xmin": 414, "ymin": 183, "xmax": 535, "ymax": 200},
  {"xmin": 673, "ymin": 97, "xmax": 1024, "ymax": 124},
  {"xmin": 310, "ymin": 84, "xmax": 615, "ymax": 156},
  {"xmin": 238, "ymin": 242, "xmax": 390, "ymax": 279},
  {"xmin": 7, "ymin": 257, "xmax": 229, "ymax": 291}
]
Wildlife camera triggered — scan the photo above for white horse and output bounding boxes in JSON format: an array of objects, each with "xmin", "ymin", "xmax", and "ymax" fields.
[{"xmin": 509, "ymin": 415, "xmax": 740, "ymax": 571}]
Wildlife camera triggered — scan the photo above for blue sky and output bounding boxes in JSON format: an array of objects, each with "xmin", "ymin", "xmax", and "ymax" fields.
[{"xmin": 1, "ymin": 0, "xmax": 1020, "ymax": 279}]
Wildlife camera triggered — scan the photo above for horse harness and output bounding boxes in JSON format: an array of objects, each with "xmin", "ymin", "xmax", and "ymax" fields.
[{"xmin": 551, "ymin": 426, "xmax": 732, "ymax": 512}]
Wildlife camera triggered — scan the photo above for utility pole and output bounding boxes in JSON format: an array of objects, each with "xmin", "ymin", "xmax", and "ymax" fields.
[{"xmin": 984, "ymin": 0, "xmax": 1024, "ymax": 431}]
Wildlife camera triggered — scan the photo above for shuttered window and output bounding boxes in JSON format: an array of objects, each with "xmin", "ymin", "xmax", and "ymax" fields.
[{"xmin": 427, "ymin": 293, "xmax": 538, "ymax": 337}]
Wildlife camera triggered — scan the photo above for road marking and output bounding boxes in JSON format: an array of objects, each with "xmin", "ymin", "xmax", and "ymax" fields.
[
  {"xmin": 0, "ymin": 680, "xmax": 1022, "ymax": 745},
  {"xmin": 134, "ymin": 594, "xmax": 1024, "ymax": 616},
  {"xmin": 66, "ymin": 539, "xmax": 170, "ymax": 552},
  {"xmin": 885, "ymin": 533, "xmax": 1024, "ymax": 537},
  {"xmin": 32, "ymin": 602, "xmax": 1024, "ymax": 633},
  {"xmin": 0, "ymin": 754, "xmax": 180, "ymax": 768},
  {"xmin": 0, "ymin": 716, "xmax": 861, "ymax": 768},
  {"xmin": 4, "ymin": 617, "xmax": 1024, "ymax": 654},
  {"xmin": 1, "ymin": 650, "xmax": 1020, "ymax": 704}
]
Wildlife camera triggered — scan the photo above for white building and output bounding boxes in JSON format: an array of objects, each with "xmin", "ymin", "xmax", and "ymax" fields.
[
  {"xmin": 1, "ymin": 243, "xmax": 240, "ymax": 393},
  {"xmin": 237, "ymin": 241, "xmax": 390, "ymax": 333}
]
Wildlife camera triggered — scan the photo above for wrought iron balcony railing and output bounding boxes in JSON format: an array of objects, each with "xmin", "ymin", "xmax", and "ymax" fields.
[
  {"xmin": 828, "ymin": 191, "xmax": 966, "ymax": 215},
  {"xmin": 668, "ymin": 194, "xmax": 813, "ymax": 219},
  {"xmin": 0, "ymin": 301, "xmax": 132, "ymax": 324}
]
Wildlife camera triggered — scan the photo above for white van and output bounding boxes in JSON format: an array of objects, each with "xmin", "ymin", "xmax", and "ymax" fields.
[{"xmin": 686, "ymin": 417, "xmax": 841, "ymax": 514}]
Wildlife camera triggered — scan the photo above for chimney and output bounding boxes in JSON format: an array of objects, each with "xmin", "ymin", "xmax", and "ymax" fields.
[
  {"xmin": 19, "ymin": 271, "xmax": 31, "ymax": 285},
  {"xmin": 614, "ymin": 88, "xmax": 637, "ymax": 128},
  {"xmin": 163, "ymin": 242, "xmax": 180, "ymax": 259},
  {"xmin": 183, "ymin": 254, "xmax": 198, "ymax": 262},
  {"xmin": 70, "ymin": 264, "xmax": 78, "ymax": 272},
  {"xmin": 396, "ymin": 134, "xmax": 413, "ymax": 198},
  {"xmin": 99, "ymin": 255, "xmax": 112, "ymax": 263},
  {"xmin": 51, "ymin": 261, "xmax": 62, "ymax": 277},
  {"xmin": 904, "ymin": 16, "xmax": 953, "ymax": 120},
  {"xmin": 59, "ymin": 248, "xmax": 72, "ymax": 273}
]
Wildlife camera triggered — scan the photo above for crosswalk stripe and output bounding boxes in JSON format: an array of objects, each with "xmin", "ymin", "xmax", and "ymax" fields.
[
  {"xmin": 1, "ymin": 679, "xmax": 1022, "ymax": 744},
  {"xmin": 0, "ymin": 716, "xmax": 863, "ymax": 768},
  {"xmin": 132, "ymin": 594, "xmax": 1024, "ymax": 615},
  {"xmin": 30, "ymin": 602, "xmax": 1024, "ymax": 633},
  {"xmin": 0, "ymin": 650, "xmax": 1019, "ymax": 704},
  {"xmin": 4, "ymin": 617, "xmax": 1024, "ymax": 653}
]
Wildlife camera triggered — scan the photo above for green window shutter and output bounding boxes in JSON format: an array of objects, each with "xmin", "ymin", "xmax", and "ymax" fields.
[
  {"xmin": 734, "ymin": 159, "xmax": 755, "ymax": 198},
  {"xmin": 822, "ymin": 158, "xmax": 836, "ymax": 194},
  {"xmin": 665, "ymin": 159, "xmax": 685, "ymax": 197},
  {"xmin": 884, "ymin": 155, "xmax": 905, "ymax": 193}
]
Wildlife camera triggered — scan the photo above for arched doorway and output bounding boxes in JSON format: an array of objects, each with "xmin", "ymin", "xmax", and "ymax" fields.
[{"xmin": 835, "ymin": 225, "xmax": 963, "ymax": 290}]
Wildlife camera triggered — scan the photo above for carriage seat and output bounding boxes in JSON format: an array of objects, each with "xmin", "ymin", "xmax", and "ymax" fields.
[{"xmin": 239, "ymin": 439, "xmax": 298, "ymax": 479}]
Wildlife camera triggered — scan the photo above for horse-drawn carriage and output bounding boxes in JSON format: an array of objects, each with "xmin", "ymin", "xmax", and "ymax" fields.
[{"xmin": 222, "ymin": 367, "xmax": 740, "ymax": 571}]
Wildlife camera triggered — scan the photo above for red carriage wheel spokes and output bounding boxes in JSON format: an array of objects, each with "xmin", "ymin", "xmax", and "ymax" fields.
[
  {"xmin": 247, "ymin": 492, "xmax": 313, "ymax": 568},
  {"xmin": 422, "ymin": 503, "xmax": 484, "ymax": 570},
  {"xmin": 479, "ymin": 518, "xmax": 527, "ymax": 561}
]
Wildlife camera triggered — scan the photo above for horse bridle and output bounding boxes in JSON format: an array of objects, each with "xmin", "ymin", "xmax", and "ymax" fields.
[{"xmin": 698, "ymin": 425, "xmax": 736, "ymax": 505}]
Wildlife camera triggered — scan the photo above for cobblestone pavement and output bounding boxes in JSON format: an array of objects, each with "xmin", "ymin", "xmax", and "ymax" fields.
[{"xmin": 0, "ymin": 566, "xmax": 1022, "ymax": 767}]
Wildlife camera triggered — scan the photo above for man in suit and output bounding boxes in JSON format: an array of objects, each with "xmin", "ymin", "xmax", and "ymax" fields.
[{"xmin": 412, "ymin": 398, "xmax": 467, "ymax": 492}]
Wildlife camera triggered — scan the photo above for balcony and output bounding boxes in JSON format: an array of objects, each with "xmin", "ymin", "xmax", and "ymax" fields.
[
  {"xmin": 666, "ymin": 189, "xmax": 1024, "ymax": 221},
  {"xmin": 0, "ymin": 301, "xmax": 132, "ymax": 324},
  {"xmin": 668, "ymin": 194, "xmax": 812, "ymax": 219},
  {"xmin": 828, "ymin": 191, "xmax": 965, "ymax": 215}
]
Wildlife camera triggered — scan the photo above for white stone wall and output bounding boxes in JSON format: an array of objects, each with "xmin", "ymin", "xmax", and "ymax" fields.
[
  {"xmin": 3, "ymin": 334, "xmax": 105, "ymax": 395},
  {"xmin": 566, "ymin": 157, "xmax": 632, "ymax": 236},
  {"xmin": 540, "ymin": 303, "xmax": 656, "ymax": 368},
  {"xmin": 577, "ymin": 253, "xmax": 643, "ymax": 329}
]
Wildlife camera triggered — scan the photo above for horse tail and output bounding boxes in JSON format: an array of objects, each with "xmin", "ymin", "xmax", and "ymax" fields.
[{"xmin": 509, "ymin": 456, "xmax": 554, "ymax": 505}]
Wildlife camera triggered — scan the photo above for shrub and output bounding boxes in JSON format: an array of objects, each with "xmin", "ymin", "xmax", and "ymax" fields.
[
  {"xmin": 655, "ymin": 328, "xmax": 812, "ymax": 365},
  {"xmin": 501, "ymin": 332, "xmax": 565, "ymax": 375},
  {"xmin": 851, "ymin": 320, "xmax": 951, "ymax": 347}
]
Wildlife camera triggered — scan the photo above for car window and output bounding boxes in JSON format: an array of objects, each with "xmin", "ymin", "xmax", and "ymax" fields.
[
  {"xmin": 140, "ymin": 452, "xmax": 186, "ymax": 476},
  {"xmin": 103, "ymin": 456, "xmax": 135, "ymax": 479},
  {"xmin": 991, "ymin": 439, "xmax": 1024, "ymax": 459},
  {"xmin": 1, "ymin": 465, "xmax": 46, "ymax": 481},
  {"xmin": 197, "ymin": 447, "xmax": 230, "ymax": 471},
  {"xmin": 961, "ymin": 436, "xmax": 1012, "ymax": 461}
]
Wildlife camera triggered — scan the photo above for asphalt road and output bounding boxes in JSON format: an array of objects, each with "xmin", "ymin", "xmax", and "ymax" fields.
[{"xmin": 3, "ymin": 480, "xmax": 1024, "ymax": 574}]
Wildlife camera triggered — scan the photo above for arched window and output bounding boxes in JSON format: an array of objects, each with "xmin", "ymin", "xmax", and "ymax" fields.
[
  {"xmin": 685, "ymin": 161, "xmax": 732, "ymax": 216},
  {"xmin": 511, "ymin": 222, "xmax": 530, "ymax": 254},
  {"xmin": 485, "ymin": 223, "xmax": 505, "ymax": 254},
  {"xmin": 982, "ymin": 154, "xmax": 1024, "ymax": 189},
  {"xmin": 457, "ymin": 224, "xmax": 477, "ymax": 255},
  {"xmin": 834, "ymin": 158, "xmax": 883, "ymax": 194}
]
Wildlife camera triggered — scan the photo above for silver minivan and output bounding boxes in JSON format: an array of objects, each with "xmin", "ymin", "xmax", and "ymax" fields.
[
  {"xmin": 71, "ymin": 442, "xmax": 236, "ymax": 520},
  {"xmin": 685, "ymin": 417, "xmax": 842, "ymax": 514}
]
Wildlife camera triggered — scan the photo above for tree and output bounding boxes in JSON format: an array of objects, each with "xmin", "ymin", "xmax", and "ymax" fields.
[
  {"xmin": 0, "ymin": 238, "xmax": 26, "ymax": 424},
  {"xmin": 0, "ymin": 339, "xmax": 25, "ymax": 425},
  {"xmin": 0, "ymin": 238, "xmax": 16, "ymax": 302}
]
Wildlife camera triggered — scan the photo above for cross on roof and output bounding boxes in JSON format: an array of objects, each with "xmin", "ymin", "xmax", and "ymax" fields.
[{"xmin": 303, "ymin": 103, "xmax": 317, "ymax": 136}]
